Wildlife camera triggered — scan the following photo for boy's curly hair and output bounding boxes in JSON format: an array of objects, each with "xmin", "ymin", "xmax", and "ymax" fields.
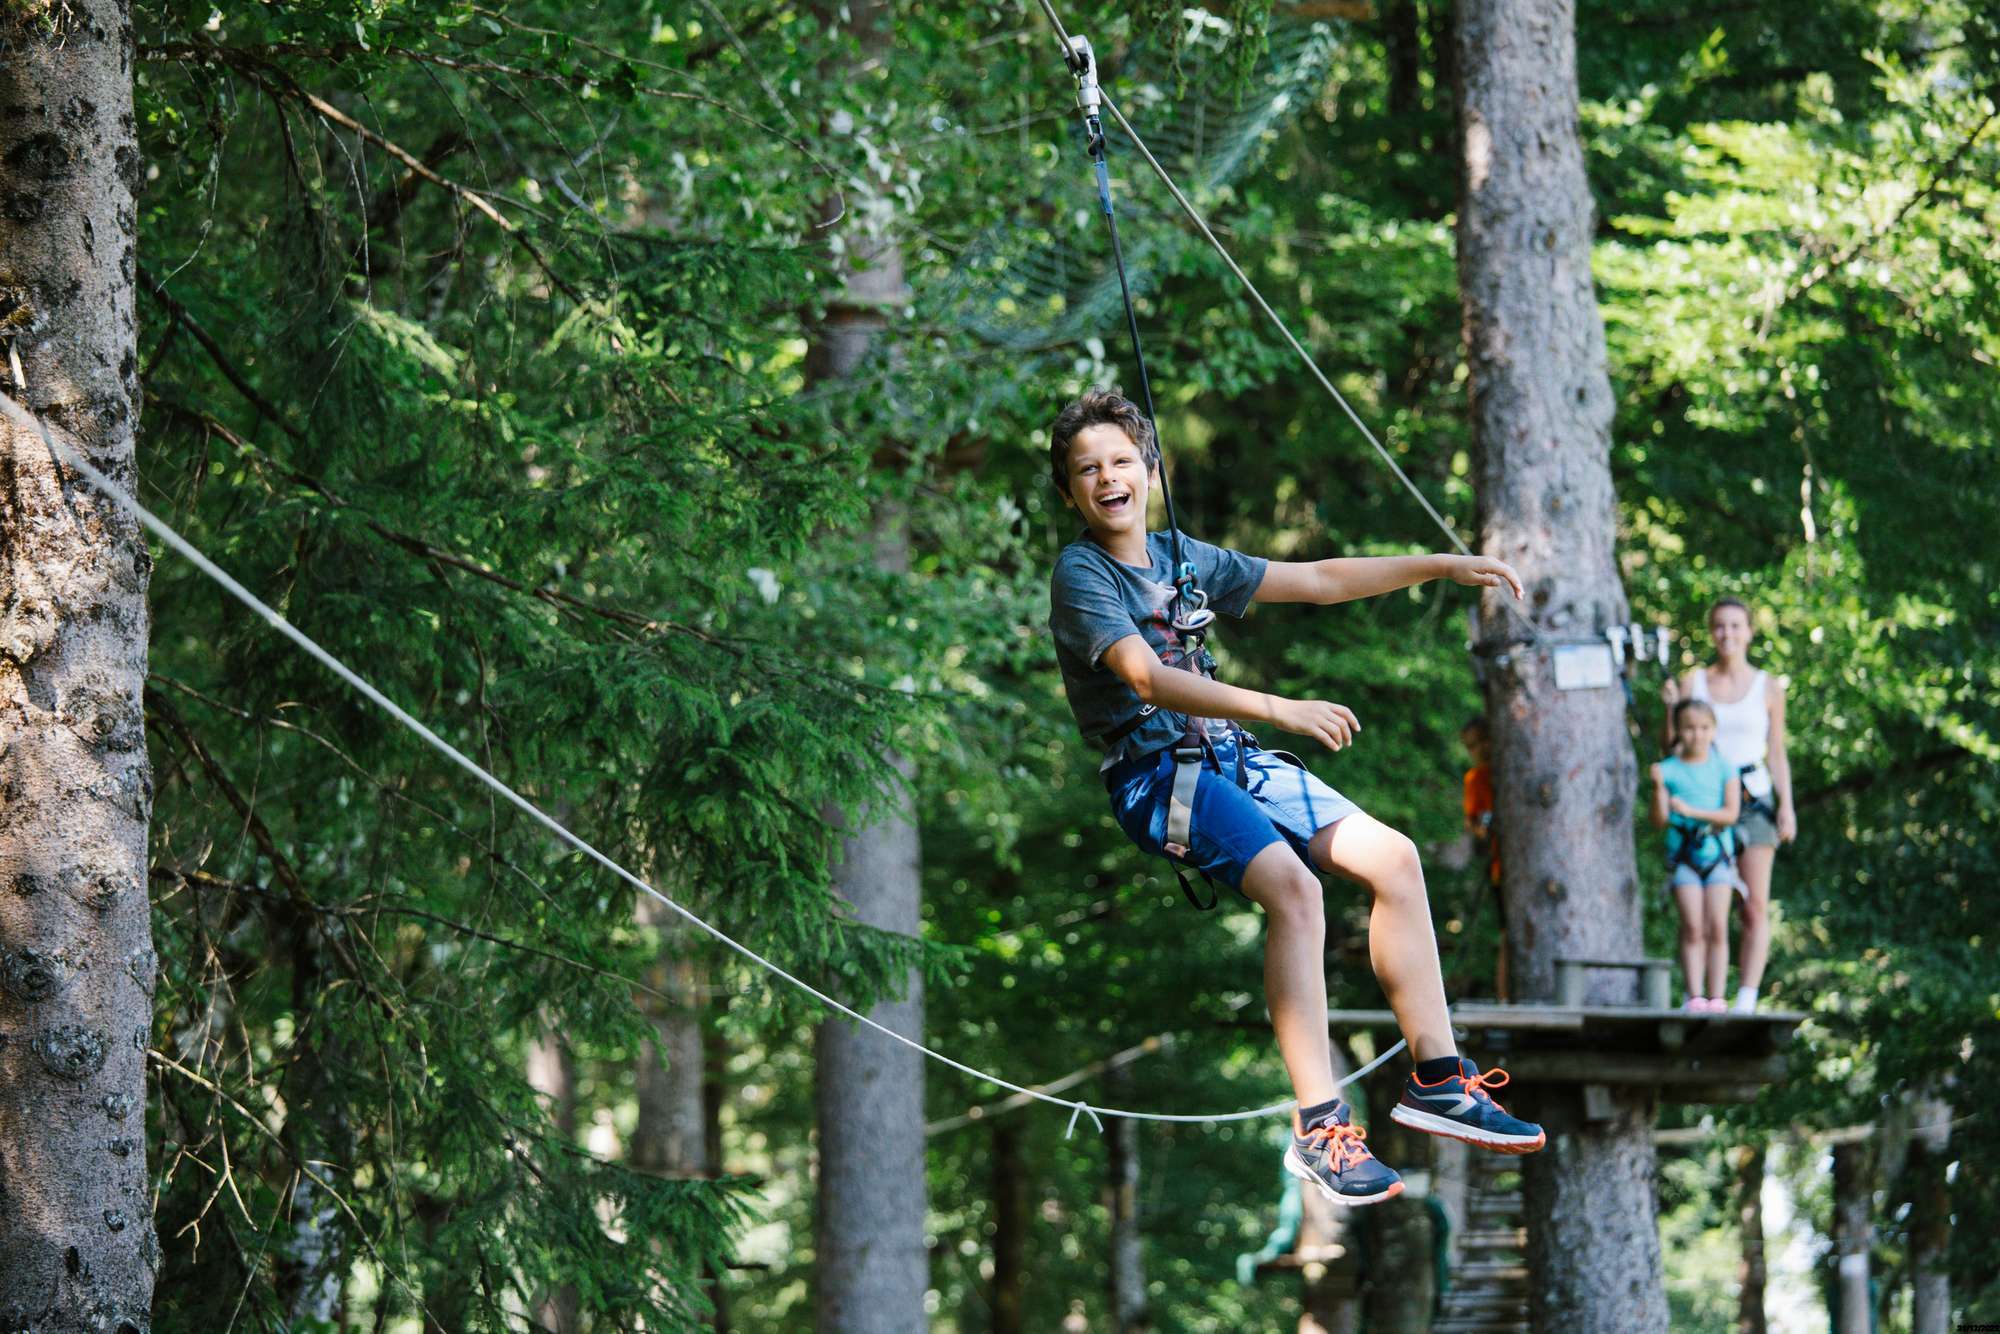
[{"xmin": 1048, "ymin": 389, "xmax": 1160, "ymax": 495}]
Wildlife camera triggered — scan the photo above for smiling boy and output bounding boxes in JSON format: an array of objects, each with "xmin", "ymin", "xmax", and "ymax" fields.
[{"xmin": 1046, "ymin": 390, "xmax": 1545, "ymax": 1205}]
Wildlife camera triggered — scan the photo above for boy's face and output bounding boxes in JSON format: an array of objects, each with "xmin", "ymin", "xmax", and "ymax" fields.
[
  {"xmin": 1061, "ymin": 423, "xmax": 1158, "ymax": 539},
  {"xmin": 1461, "ymin": 727, "xmax": 1489, "ymax": 765},
  {"xmin": 1677, "ymin": 711, "xmax": 1716, "ymax": 754}
]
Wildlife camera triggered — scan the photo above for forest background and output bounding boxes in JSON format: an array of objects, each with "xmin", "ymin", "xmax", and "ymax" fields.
[{"xmin": 47, "ymin": 0, "xmax": 1997, "ymax": 1326}]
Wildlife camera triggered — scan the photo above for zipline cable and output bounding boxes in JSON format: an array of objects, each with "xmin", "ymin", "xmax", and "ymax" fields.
[
  {"xmin": 0, "ymin": 390, "xmax": 1406, "ymax": 1136},
  {"xmin": 1032, "ymin": 0, "xmax": 1475, "ymax": 558}
]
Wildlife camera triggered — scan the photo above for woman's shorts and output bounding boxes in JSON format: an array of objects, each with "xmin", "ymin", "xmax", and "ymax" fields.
[
  {"xmin": 1105, "ymin": 733, "xmax": 1360, "ymax": 891},
  {"xmin": 1736, "ymin": 804, "xmax": 1780, "ymax": 850}
]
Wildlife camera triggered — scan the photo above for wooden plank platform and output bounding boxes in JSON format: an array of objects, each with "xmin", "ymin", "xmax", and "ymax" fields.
[{"xmin": 1323, "ymin": 1002, "xmax": 1805, "ymax": 1104}]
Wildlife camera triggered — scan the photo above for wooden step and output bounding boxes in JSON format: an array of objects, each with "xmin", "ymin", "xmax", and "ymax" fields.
[
  {"xmin": 1459, "ymin": 1227, "xmax": 1527, "ymax": 1248},
  {"xmin": 1455, "ymin": 1261, "xmax": 1529, "ymax": 1283},
  {"xmin": 1432, "ymin": 1321, "xmax": 1530, "ymax": 1333},
  {"xmin": 1440, "ymin": 1291, "xmax": 1530, "ymax": 1314},
  {"xmin": 1467, "ymin": 1195, "xmax": 1523, "ymax": 1215}
]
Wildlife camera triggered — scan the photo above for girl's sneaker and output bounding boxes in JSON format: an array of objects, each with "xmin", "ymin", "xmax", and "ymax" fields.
[
  {"xmin": 1390, "ymin": 1058, "xmax": 1547, "ymax": 1154},
  {"xmin": 1282, "ymin": 1104, "xmax": 1404, "ymax": 1207}
]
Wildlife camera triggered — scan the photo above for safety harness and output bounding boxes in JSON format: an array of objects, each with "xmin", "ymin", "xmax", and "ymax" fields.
[
  {"xmin": 1665, "ymin": 815, "xmax": 1736, "ymax": 884},
  {"xmin": 1063, "ymin": 37, "xmax": 1247, "ymax": 910}
]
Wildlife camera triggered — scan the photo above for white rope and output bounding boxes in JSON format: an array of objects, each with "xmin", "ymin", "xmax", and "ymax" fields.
[{"xmin": 1, "ymin": 390, "xmax": 1405, "ymax": 1133}]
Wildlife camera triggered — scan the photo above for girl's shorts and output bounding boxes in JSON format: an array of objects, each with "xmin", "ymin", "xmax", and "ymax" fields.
[
  {"xmin": 1666, "ymin": 861, "xmax": 1746, "ymax": 897},
  {"xmin": 1105, "ymin": 733, "xmax": 1360, "ymax": 891}
]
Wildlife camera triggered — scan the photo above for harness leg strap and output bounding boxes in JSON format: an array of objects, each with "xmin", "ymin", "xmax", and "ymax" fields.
[{"xmin": 1164, "ymin": 745, "xmax": 1204, "ymax": 858}]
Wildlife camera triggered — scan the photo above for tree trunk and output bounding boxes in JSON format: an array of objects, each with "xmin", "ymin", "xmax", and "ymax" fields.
[
  {"xmin": 633, "ymin": 907, "xmax": 706, "ymax": 1178},
  {"xmin": 1106, "ymin": 1068, "xmax": 1149, "ymax": 1333},
  {"xmin": 807, "ymin": 7, "xmax": 925, "ymax": 1317},
  {"xmin": 1831, "ymin": 1139, "xmax": 1873, "ymax": 1334},
  {"xmin": 526, "ymin": 1021, "xmax": 580, "ymax": 1333},
  {"xmin": 1734, "ymin": 1141, "xmax": 1768, "ymax": 1334},
  {"xmin": 1453, "ymin": 0, "xmax": 1665, "ymax": 1329},
  {"xmin": 0, "ymin": 0, "xmax": 157, "ymax": 1324},
  {"xmin": 632, "ymin": 899, "xmax": 715, "ymax": 1327},
  {"xmin": 1906, "ymin": 1094, "xmax": 1951, "ymax": 1334},
  {"xmin": 813, "ymin": 748, "xmax": 926, "ymax": 1331},
  {"xmin": 991, "ymin": 1121, "xmax": 1026, "ymax": 1334}
]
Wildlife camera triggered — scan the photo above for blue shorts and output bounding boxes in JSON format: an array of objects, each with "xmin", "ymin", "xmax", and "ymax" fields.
[{"xmin": 1104, "ymin": 733, "xmax": 1362, "ymax": 890}]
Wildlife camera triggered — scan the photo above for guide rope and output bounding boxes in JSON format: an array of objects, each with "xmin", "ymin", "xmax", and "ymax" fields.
[{"xmin": 0, "ymin": 390, "xmax": 1405, "ymax": 1136}]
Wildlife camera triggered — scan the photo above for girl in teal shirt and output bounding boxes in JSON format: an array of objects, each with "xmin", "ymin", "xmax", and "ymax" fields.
[{"xmin": 1649, "ymin": 700, "xmax": 1743, "ymax": 1012}]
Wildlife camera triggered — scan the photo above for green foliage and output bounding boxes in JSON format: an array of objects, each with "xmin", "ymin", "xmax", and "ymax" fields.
[{"xmin": 129, "ymin": 0, "xmax": 1998, "ymax": 1325}]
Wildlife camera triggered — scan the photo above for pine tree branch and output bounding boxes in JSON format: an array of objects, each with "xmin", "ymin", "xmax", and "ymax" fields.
[
  {"xmin": 146, "ymin": 686, "xmax": 384, "ymax": 1003},
  {"xmin": 139, "ymin": 264, "xmax": 304, "ymax": 441}
]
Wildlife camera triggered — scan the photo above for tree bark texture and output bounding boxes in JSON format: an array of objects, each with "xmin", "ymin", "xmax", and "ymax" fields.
[
  {"xmin": 1733, "ymin": 1142, "xmax": 1767, "ymax": 1334},
  {"xmin": 1454, "ymin": 1, "xmax": 1665, "ymax": 1329},
  {"xmin": 0, "ymin": 0, "xmax": 156, "ymax": 1326},
  {"xmin": 807, "ymin": 4, "xmax": 925, "ymax": 1317},
  {"xmin": 1831, "ymin": 1140, "xmax": 1873, "ymax": 1334},
  {"xmin": 991, "ymin": 1121, "xmax": 1026, "ymax": 1334},
  {"xmin": 812, "ymin": 748, "xmax": 926, "ymax": 1333}
]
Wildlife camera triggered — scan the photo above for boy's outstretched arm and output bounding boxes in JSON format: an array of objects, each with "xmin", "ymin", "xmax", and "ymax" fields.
[
  {"xmin": 1101, "ymin": 635, "xmax": 1359, "ymax": 752},
  {"xmin": 1252, "ymin": 553, "xmax": 1524, "ymax": 605}
]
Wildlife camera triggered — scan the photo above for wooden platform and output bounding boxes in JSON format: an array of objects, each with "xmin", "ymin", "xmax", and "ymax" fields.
[{"xmin": 1325, "ymin": 1003, "xmax": 1806, "ymax": 1105}]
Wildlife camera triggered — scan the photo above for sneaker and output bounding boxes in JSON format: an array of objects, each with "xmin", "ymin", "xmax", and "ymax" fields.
[
  {"xmin": 1282, "ymin": 1104, "xmax": 1404, "ymax": 1207},
  {"xmin": 1389, "ymin": 1058, "xmax": 1547, "ymax": 1154}
]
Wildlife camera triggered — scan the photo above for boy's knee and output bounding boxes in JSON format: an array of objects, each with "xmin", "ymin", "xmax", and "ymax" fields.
[
  {"xmin": 1262, "ymin": 868, "xmax": 1325, "ymax": 927},
  {"xmin": 1369, "ymin": 833, "xmax": 1425, "ymax": 901}
]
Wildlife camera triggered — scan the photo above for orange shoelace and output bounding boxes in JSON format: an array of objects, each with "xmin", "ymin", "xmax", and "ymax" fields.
[
  {"xmin": 1464, "ymin": 1066, "xmax": 1515, "ymax": 1114},
  {"xmin": 1303, "ymin": 1120, "xmax": 1374, "ymax": 1170}
]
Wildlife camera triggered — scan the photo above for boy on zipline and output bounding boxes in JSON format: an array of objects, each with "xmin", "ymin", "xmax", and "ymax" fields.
[{"xmin": 1046, "ymin": 390, "xmax": 1545, "ymax": 1207}]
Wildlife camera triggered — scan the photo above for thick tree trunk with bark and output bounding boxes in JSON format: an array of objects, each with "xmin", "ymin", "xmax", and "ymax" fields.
[
  {"xmin": 0, "ymin": 1, "xmax": 156, "ymax": 1325},
  {"xmin": 807, "ymin": 5, "xmax": 926, "ymax": 1320},
  {"xmin": 1734, "ymin": 1141, "xmax": 1768, "ymax": 1334},
  {"xmin": 1454, "ymin": 1, "xmax": 1665, "ymax": 1328}
]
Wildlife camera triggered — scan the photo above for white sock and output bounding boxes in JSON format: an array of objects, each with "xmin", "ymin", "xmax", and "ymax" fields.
[{"xmin": 1733, "ymin": 987, "xmax": 1759, "ymax": 1012}]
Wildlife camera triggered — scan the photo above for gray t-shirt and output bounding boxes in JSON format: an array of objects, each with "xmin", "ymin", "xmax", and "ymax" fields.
[{"xmin": 1048, "ymin": 530, "xmax": 1267, "ymax": 769}]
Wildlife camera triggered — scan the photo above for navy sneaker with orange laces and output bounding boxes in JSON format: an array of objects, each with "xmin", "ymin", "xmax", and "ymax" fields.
[
  {"xmin": 1282, "ymin": 1102, "xmax": 1404, "ymax": 1207},
  {"xmin": 1389, "ymin": 1058, "xmax": 1546, "ymax": 1154}
]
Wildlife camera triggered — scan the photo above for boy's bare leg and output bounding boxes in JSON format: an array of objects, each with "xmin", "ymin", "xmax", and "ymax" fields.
[
  {"xmin": 1236, "ymin": 842, "xmax": 1340, "ymax": 1108},
  {"xmin": 1309, "ymin": 813, "xmax": 1456, "ymax": 1063},
  {"xmin": 1705, "ymin": 882, "xmax": 1734, "ymax": 1001},
  {"xmin": 1735, "ymin": 844, "xmax": 1775, "ymax": 990}
]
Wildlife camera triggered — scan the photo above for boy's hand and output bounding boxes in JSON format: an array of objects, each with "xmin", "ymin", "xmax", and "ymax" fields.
[
  {"xmin": 1270, "ymin": 697, "xmax": 1360, "ymax": 752},
  {"xmin": 1445, "ymin": 554, "xmax": 1525, "ymax": 600}
]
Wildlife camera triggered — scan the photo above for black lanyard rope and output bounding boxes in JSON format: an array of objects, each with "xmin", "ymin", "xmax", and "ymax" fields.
[{"xmin": 1063, "ymin": 36, "xmax": 1214, "ymax": 638}]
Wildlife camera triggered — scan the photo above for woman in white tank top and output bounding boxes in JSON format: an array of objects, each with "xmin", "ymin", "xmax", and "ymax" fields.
[{"xmin": 1662, "ymin": 599, "xmax": 1796, "ymax": 1012}]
